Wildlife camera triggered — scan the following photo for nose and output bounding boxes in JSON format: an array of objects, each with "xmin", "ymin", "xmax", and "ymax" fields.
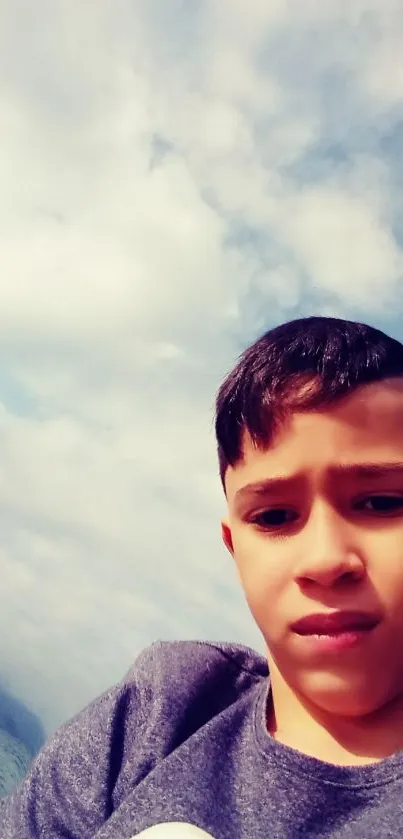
[{"xmin": 295, "ymin": 503, "xmax": 365, "ymax": 588}]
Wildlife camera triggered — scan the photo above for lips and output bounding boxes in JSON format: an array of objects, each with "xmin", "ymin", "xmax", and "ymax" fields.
[{"xmin": 291, "ymin": 610, "xmax": 380, "ymax": 636}]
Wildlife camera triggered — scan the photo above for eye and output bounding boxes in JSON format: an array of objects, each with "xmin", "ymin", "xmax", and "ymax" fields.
[
  {"xmin": 250, "ymin": 508, "xmax": 298, "ymax": 528},
  {"xmin": 356, "ymin": 495, "xmax": 403, "ymax": 514}
]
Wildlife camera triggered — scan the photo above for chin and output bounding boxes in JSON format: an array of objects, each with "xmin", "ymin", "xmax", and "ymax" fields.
[
  {"xmin": 313, "ymin": 693, "xmax": 377, "ymax": 718},
  {"xmin": 301, "ymin": 677, "xmax": 387, "ymax": 718}
]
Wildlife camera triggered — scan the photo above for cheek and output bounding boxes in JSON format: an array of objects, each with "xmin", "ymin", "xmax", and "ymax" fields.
[
  {"xmin": 371, "ymin": 561, "xmax": 403, "ymax": 615},
  {"xmin": 233, "ymin": 533, "xmax": 290, "ymax": 618},
  {"xmin": 363, "ymin": 529, "xmax": 403, "ymax": 604}
]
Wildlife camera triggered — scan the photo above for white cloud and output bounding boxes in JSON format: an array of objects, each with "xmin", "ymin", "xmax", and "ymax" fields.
[{"xmin": 279, "ymin": 185, "xmax": 402, "ymax": 308}]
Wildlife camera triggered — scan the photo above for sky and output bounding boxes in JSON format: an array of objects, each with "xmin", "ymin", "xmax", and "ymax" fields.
[{"xmin": 1, "ymin": 0, "xmax": 403, "ymax": 737}]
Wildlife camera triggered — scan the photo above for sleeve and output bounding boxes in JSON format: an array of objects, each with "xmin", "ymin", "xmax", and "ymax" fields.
[{"xmin": 0, "ymin": 661, "xmax": 144, "ymax": 839}]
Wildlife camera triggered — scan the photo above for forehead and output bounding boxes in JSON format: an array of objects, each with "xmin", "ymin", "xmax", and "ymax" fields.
[{"xmin": 225, "ymin": 379, "xmax": 403, "ymax": 499}]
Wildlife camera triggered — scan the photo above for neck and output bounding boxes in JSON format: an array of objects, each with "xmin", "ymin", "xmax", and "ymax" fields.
[{"xmin": 267, "ymin": 662, "xmax": 403, "ymax": 767}]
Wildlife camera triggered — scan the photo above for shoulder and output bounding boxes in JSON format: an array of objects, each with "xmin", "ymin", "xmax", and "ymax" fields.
[
  {"xmin": 120, "ymin": 639, "xmax": 268, "ymax": 732},
  {"xmin": 0, "ymin": 642, "xmax": 267, "ymax": 837},
  {"xmin": 112, "ymin": 640, "xmax": 268, "ymax": 797},
  {"xmin": 124, "ymin": 639, "xmax": 268, "ymax": 692}
]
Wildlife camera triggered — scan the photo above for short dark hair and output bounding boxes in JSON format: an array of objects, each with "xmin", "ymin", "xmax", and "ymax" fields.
[{"xmin": 215, "ymin": 316, "xmax": 403, "ymax": 489}]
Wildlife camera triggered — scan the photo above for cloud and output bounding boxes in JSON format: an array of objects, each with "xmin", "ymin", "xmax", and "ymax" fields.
[
  {"xmin": 0, "ymin": 0, "xmax": 402, "ymax": 735},
  {"xmin": 279, "ymin": 184, "xmax": 402, "ymax": 308}
]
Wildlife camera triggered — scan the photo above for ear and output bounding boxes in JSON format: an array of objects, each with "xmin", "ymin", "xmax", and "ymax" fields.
[{"xmin": 221, "ymin": 519, "xmax": 234, "ymax": 556}]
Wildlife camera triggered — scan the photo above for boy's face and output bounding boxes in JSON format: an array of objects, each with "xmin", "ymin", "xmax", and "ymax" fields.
[{"xmin": 222, "ymin": 379, "xmax": 403, "ymax": 718}]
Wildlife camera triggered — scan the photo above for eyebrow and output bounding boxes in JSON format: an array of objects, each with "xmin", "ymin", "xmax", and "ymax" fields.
[{"xmin": 234, "ymin": 462, "xmax": 403, "ymax": 504}]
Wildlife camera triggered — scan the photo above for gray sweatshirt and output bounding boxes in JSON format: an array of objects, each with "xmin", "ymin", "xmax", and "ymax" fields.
[{"xmin": 1, "ymin": 640, "xmax": 403, "ymax": 838}]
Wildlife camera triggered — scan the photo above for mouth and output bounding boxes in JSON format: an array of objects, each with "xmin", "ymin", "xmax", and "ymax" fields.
[
  {"xmin": 291, "ymin": 610, "xmax": 380, "ymax": 636},
  {"xmin": 290, "ymin": 611, "xmax": 380, "ymax": 653}
]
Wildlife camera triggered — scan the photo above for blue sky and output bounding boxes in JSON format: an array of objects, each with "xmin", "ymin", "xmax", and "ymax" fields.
[{"xmin": 1, "ymin": 0, "xmax": 403, "ymax": 735}]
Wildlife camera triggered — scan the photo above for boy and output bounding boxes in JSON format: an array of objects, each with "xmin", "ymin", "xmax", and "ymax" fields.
[{"xmin": 2, "ymin": 315, "xmax": 403, "ymax": 838}]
